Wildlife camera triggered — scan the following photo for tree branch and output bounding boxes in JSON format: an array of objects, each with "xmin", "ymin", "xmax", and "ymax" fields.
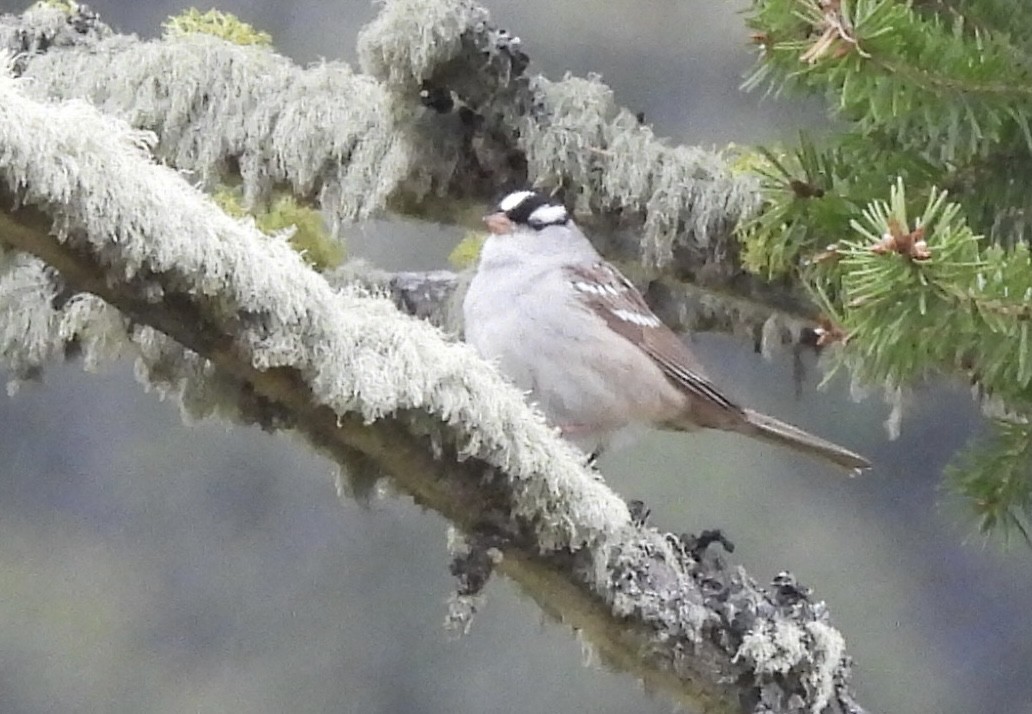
[
  {"xmin": 0, "ymin": 35, "xmax": 868, "ymax": 714},
  {"xmin": 0, "ymin": 0, "xmax": 826, "ymax": 350}
]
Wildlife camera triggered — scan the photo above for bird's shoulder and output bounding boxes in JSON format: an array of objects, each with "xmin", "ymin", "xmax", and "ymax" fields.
[
  {"xmin": 563, "ymin": 261, "xmax": 742, "ymax": 416},
  {"xmin": 562, "ymin": 261, "xmax": 661, "ymax": 328}
]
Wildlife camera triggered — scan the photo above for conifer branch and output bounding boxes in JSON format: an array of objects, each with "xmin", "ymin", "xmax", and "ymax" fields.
[{"xmin": 744, "ymin": 0, "xmax": 1032, "ymax": 540}]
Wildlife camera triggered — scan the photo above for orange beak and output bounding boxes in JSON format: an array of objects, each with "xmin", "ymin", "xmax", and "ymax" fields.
[{"xmin": 484, "ymin": 212, "xmax": 513, "ymax": 235}]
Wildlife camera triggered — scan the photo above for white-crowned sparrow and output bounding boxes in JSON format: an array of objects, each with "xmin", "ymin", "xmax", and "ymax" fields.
[{"xmin": 463, "ymin": 189, "xmax": 870, "ymax": 472}]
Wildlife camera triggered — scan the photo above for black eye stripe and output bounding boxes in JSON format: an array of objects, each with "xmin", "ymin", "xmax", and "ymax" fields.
[
  {"xmin": 503, "ymin": 192, "xmax": 551, "ymax": 223},
  {"xmin": 497, "ymin": 191, "xmax": 568, "ymax": 229}
]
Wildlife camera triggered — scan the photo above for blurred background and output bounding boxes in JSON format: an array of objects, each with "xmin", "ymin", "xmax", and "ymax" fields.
[{"xmin": 0, "ymin": 1, "xmax": 1030, "ymax": 713}]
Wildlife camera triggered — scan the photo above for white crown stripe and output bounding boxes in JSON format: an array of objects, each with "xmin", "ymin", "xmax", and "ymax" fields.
[{"xmin": 498, "ymin": 190, "xmax": 536, "ymax": 213}]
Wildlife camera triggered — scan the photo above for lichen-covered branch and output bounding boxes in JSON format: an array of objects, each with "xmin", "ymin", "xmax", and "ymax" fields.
[
  {"xmin": 0, "ymin": 0, "xmax": 824, "ymax": 343},
  {"xmin": 0, "ymin": 51, "xmax": 866, "ymax": 714}
]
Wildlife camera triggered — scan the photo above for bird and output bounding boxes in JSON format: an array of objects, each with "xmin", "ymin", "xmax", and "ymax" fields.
[{"xmin": 462, "ymin": 189, "xmax": 870, "ymax": 473}]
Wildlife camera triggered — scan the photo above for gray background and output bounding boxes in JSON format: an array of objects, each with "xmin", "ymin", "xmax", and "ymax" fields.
[{"xmin": 0, "ymin": 1, "xmax": 1029, "ymax": 713}]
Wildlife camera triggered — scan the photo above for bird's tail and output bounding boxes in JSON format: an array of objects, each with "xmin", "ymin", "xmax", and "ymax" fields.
[{"xmin": 739, "ymin": 408, "xmax": 870, "ymax": 473}]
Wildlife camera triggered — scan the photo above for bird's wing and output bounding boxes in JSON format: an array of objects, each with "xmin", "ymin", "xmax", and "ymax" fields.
[{"xmin": 563, "ymin": 262, "xmax": 744, "ymax": 424}]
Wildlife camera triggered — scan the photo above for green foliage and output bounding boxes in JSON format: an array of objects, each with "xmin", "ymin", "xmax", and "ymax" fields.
[
  {"xmin": 214, "ymin": 188, "xmax": 342, "ymax": 270},
  {"xmin": 162, "ymin": 8, "xmax": 272, "ymax": 46},
  {"xmin": 740, "ymin": 137, "xmax": 858, "ymax": 277},
  {"xmin": 948, "ymin": 420, "xmax": 1032, "ymax": 546},
  {"xmin": 746, "ymin": 0, "xmax": 1032, "ymax": 158},
  {"xmin": 746, "ymin": 0, "xmax": 1032, "ymax": 247},
  {"xmin": 790, "ymin": 176, "xmax": 1032, "ymax": 547},
  {"xmin": 811, "ymin": 180, "xmax": 1032, "ymax": 392},
  {"xmin": 743, "ymin": 0, "xmax": 1032, "ymax": 543}
]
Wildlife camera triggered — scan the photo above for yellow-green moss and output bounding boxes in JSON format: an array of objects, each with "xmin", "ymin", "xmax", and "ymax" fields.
[
  {"xmin": 448, "ymin": 232, "xmax": 485, "ymax": 269},
  {"xmin": 34, "ymin": 0, "xmax": 80, "ymax": 13},
  {"xmin": 162, "ymin": 8, "xmax": 272, "ymax": 46},
  {"xmin": 214, "ymin": 188, "xmax": 343, "ymax": 270}
]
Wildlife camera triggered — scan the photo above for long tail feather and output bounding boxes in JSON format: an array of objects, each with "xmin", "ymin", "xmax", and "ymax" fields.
[{"xmin": 740, "ymin": 409, "xmax": 871, "ymax": 473}]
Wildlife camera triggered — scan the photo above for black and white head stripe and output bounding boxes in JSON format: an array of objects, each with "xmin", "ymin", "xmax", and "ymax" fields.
[{"xmin": 496, "ymin": 190, "xmax": 569, "ymax": 229}]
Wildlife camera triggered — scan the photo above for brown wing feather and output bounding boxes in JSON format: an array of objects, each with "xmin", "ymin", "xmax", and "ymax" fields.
[
  {"xmin": 564, "ymin": 263, "xmax": 744, "ymax": 425},
  {"xmin": 563, "ymin": 263, "xmax": 870, "ymax": 471}
]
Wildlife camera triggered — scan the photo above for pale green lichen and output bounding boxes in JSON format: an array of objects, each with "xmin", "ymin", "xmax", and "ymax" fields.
[
  {"xmin": 522, "ymin": 75, "xmax": 762, "ymax": 269},
  {"xmin": 58, "ymin": 294, "xmax": 133, "ymax": 372},
  {"xmin": 357, "ymin": 0, "xmax": 487, "ymax": 88},
  {"xmin": 0, "ymin": 63, "xmax": 629, "ymax": 550},
  {"xmin": 735, "ymin": 617, "xmax": 845, "ymax": 713},
  {"xmin": 1, "ymin": 2, "xmax": 110, "ymax": 59},
  {"xmin": 803, "ymin": 621, "xmax": 846, "ymax": 713},
  {"xmin": 11, "ymin": 0, "xmax": 760, "ymax": 274},
  {"xmin": 883, "ymin": 382, "xmax": 905, "ymax": 440},
  {"xmin": 596, "ymin": 526, "xmax": 711, "ymax": 642},
  {"xmin": 0, "ymin": 254, "xmax": 131, "ymax": 391},
  {"xmin": 19, "ymin": 33, "xmax": 409, "ymax": 232},
  {"xmin": 0, "ymin": 254, "xmax": 64, "ymax": 382},
  {"xmin": 360, "ymin": 0, "xmax": 763, "ymax": 271}
]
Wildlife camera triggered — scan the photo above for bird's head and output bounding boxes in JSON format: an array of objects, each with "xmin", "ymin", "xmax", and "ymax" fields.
[{"xmin": 484, "ymin": 190, "xmax": 570, "ymax": 235}]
